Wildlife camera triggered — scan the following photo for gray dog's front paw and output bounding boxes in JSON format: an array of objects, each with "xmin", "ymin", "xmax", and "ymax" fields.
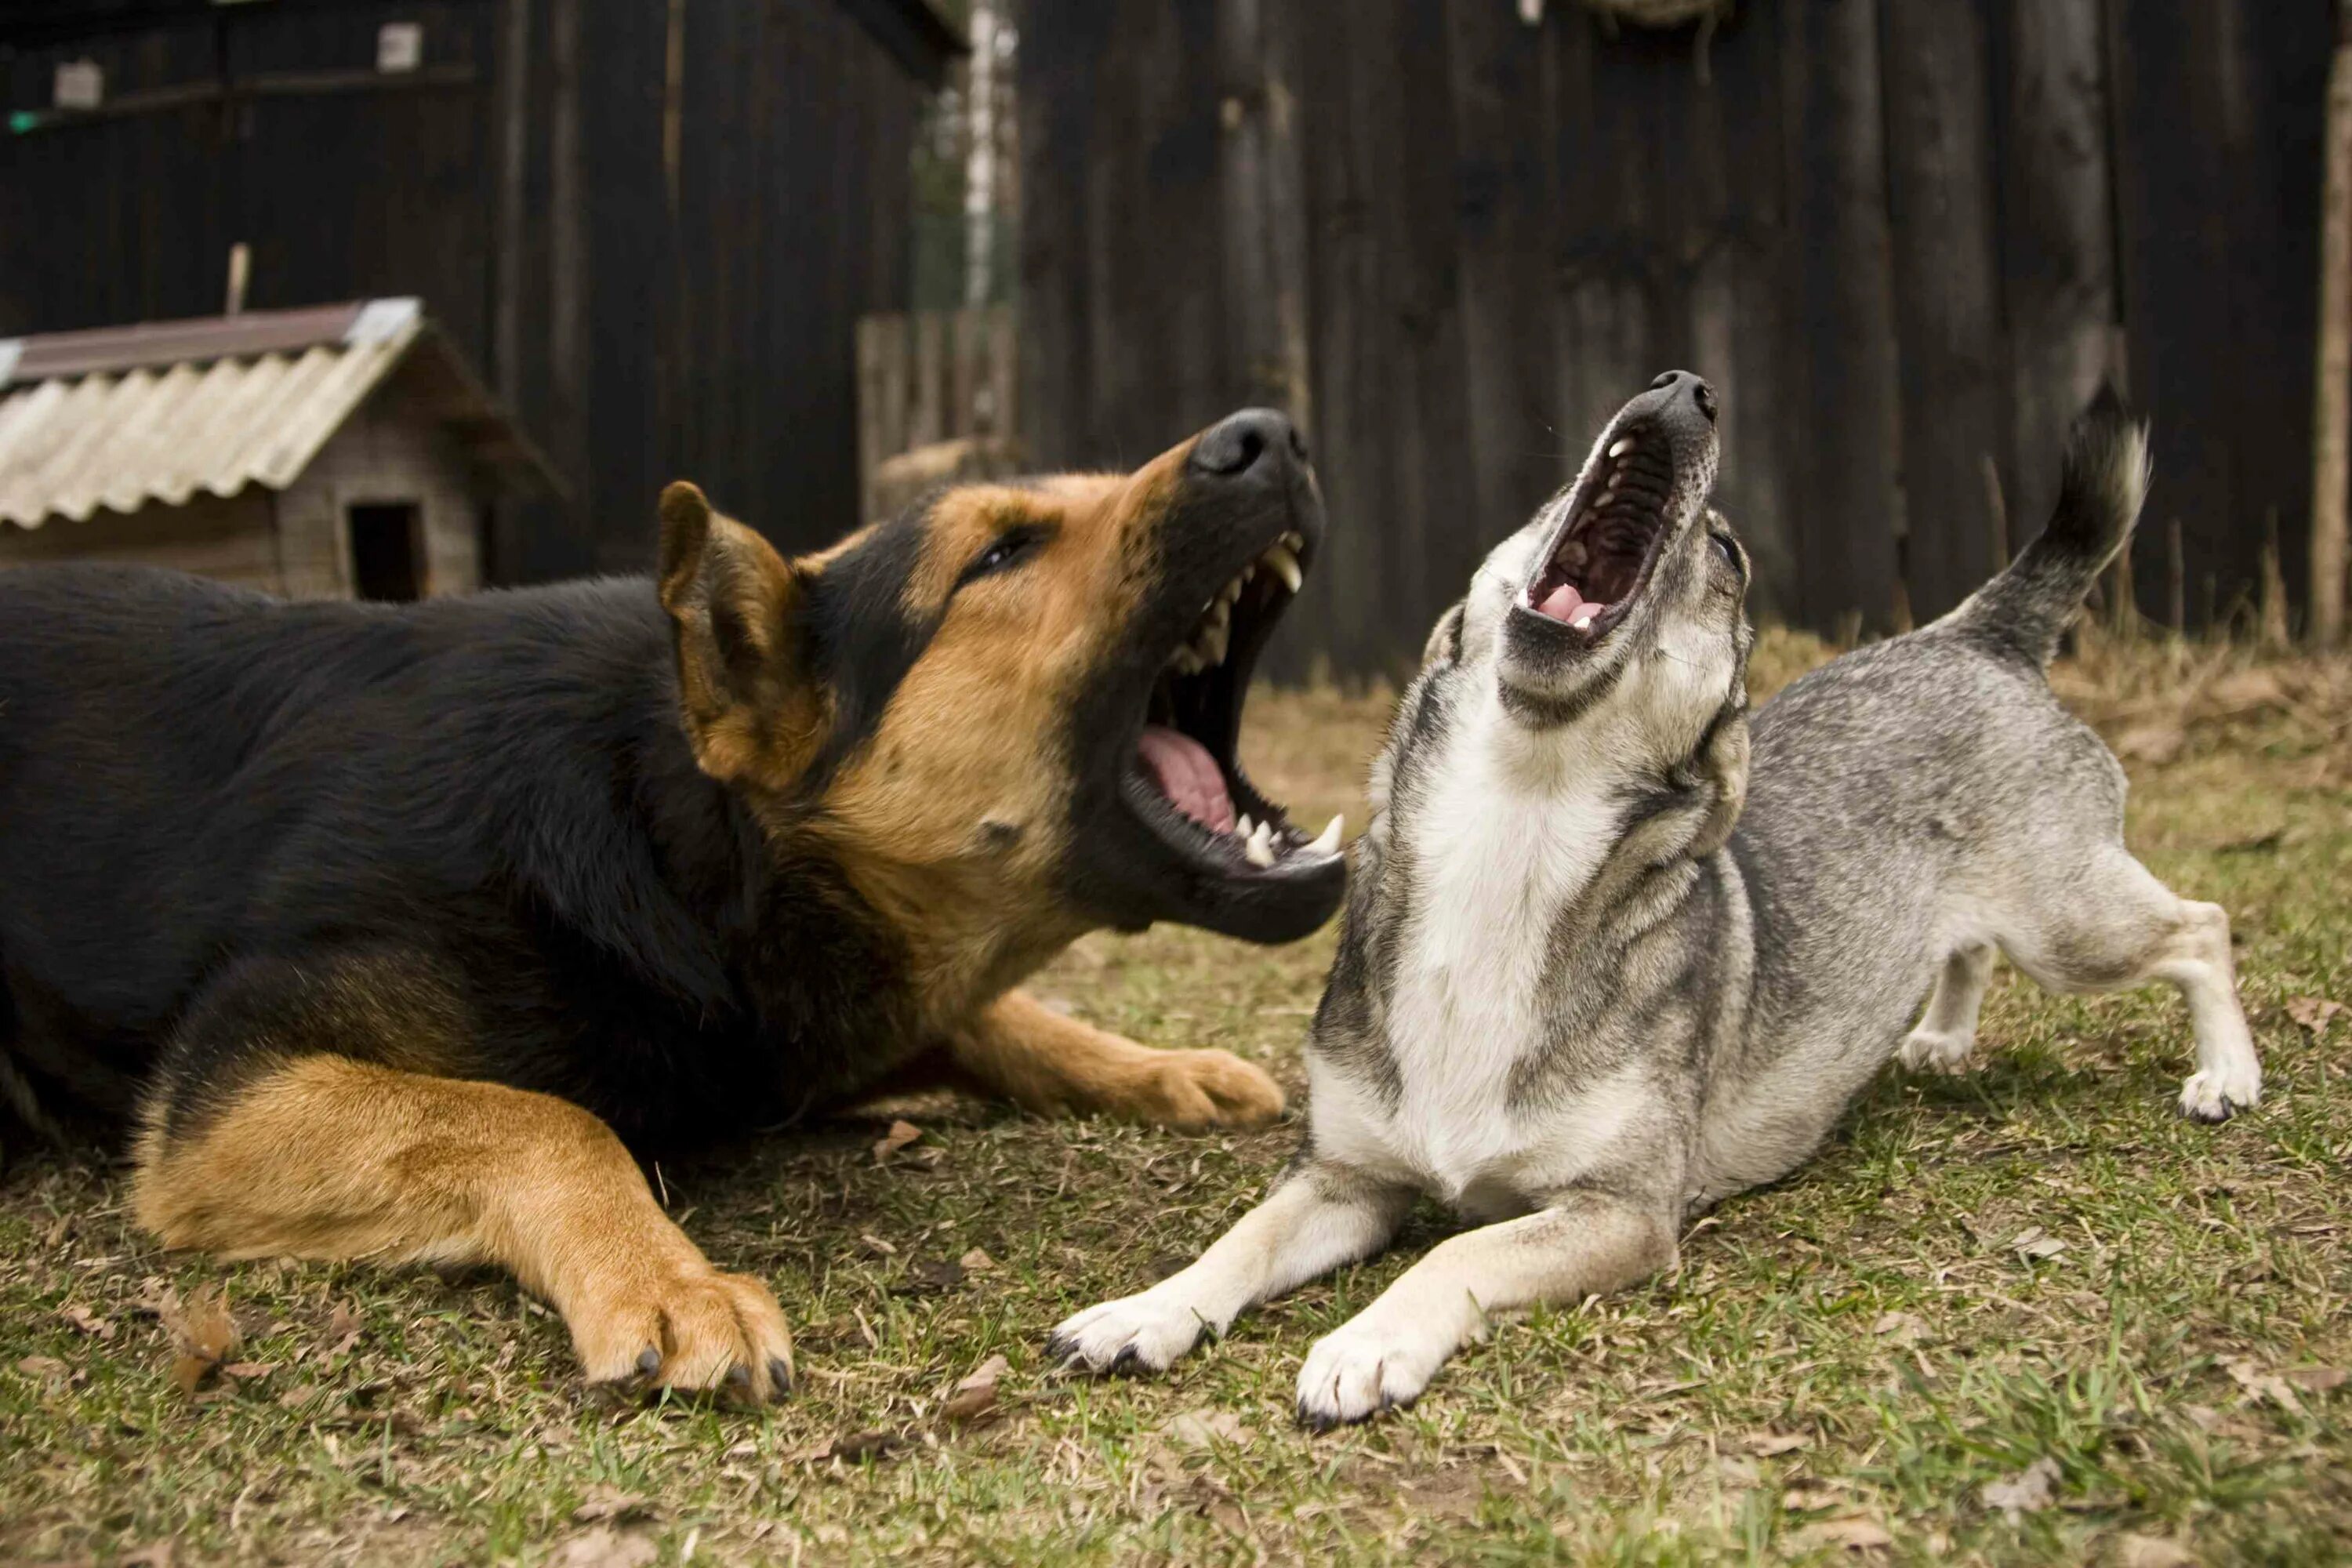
[{"xmin": 1049, "ymin": 1290, "xmax": 1210, "ymax": 1374}]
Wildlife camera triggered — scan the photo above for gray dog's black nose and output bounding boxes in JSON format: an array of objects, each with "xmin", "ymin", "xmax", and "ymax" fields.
[
  {"xmin": 1648, "ymin": 369, "xmax": 1718, "ymax": 426},
  {"xmin": 1190, "ymin": 408, "xmax": 1308, "ymax": 478}
]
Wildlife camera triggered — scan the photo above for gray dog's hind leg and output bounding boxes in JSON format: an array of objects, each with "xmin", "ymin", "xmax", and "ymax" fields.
[
  {"xmin": 1049, "ymin": 1161, "xmax": 1414, "ymax": 1374},
  {"xmin": 1994, "ymin": 851, "xmax": 2261, "ymax": 1121},
  {"xmin": 1898, "ymin": 942, "xmax": 1998, "ymax": 1074}
]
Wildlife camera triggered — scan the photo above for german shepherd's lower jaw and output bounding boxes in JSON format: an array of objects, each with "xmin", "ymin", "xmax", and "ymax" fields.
[{"xmin": 1078, "ymin": 409, "xmax": 1348, "ymax": 946}]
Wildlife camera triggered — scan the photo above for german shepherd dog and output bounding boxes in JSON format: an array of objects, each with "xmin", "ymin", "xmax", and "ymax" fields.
[
  {"xmin": 0, "ymin": 408, "xmax": 1346, "ymax": 1402},
  {"xmin": 1054, "ymin": 376, "xmax": 2259, "ymax": 1425}
]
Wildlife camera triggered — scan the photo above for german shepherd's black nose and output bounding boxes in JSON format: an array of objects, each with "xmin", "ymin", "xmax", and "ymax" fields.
[
  {"xmin": 1647, "ymin": 368, "xmax": 1718, "ymax": 426},
  {"xmin": 1189, "ymin": 408, "xmax": 1309, "ymax": 478}
]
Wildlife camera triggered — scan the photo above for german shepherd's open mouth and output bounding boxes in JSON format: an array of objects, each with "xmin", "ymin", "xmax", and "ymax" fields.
[{"xmin": 1095, "ymin": 412, "xmax": 1342, "ymax": 940}]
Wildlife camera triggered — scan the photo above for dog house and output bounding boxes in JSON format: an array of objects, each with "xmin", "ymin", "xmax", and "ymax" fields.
[{"xmin": 0, "ymin": 298, "xmax": 555, "ymax": 600}]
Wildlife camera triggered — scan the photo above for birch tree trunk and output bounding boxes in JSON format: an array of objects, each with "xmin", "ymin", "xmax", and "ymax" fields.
[
  {"xmin": 2314, "ymin": 0, "xmax": 2352, "ymax": 644},
  {"xmin": 964, "ymin": 2, "xmax": 1000, "ymax": 309}
]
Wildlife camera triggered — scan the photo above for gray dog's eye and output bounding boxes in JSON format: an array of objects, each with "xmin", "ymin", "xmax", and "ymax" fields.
[{"xmin": 1708, "ymin": 532, "xmax": 1740, "ymax": 572}]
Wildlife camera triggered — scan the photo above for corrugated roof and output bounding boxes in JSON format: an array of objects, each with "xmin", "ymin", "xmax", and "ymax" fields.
[{"xmin": 0, "ymin": 299, "xmax": 557, "ymax": 529}]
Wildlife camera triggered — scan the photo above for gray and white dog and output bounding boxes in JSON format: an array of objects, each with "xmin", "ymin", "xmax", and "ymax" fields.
[{"xmin": 1051, "ymin": 371, "xmax": 2262, "ymax": 1426}]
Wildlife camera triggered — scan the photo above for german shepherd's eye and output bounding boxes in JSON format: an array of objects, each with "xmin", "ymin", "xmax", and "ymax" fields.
[
  {"xmin": 956, "ymin": 524, "xmax": 1049, "ymax": 590},
  {"xmin": 1708, "ymin": 531, "xmax": 1740, "ymax": 574}
]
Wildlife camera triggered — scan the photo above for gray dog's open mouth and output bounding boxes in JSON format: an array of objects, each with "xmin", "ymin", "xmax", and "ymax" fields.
[{"xmin": 1523, "ymin": 425, "xmax": 1677, "ymax": 641}]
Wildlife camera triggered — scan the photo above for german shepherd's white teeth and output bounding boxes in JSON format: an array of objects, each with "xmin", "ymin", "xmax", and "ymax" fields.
[
  {"xmin": 1606, "ymin": 437, "xmax": 1634, "ymax": 459},
  {"xmin": 1243, "ymin": 818, "xmax": 1278, "ymax": 867},
  {"xmin": 1236, "ymin": 812, "xmax": 1254, "ymax": 839},
  {"xmin": 1261, "ymin": 543, "xmax": 1304, "ymax": 594},
  {"xmin": 1308, "ymin": 814, "xmax": 1343, "ymax": 855}
]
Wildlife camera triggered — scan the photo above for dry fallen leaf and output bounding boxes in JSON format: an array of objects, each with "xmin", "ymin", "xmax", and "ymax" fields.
[
  {"xmin": 2284, "ymin": 1366, "xmax": 2347, "ymax": 1393},
  {"xmin": 1159, "ymin": 1409, "xmax": 1254, "ymax": 1450},
  {"xmin": 1871, "ymin": 1310, "xmax": 1929, "ymax": 1345},
  {"xmin": 2115, "ymin": 1534, "xmax": 2197, "ymax": 1568},
  {"xmin": 1781, "ymin": 1479, "xmax": 1849, "ymax": 1513},
  {"xmin": 1791, "ymin": 1515, "xmax": 1893, "ymax": 1554},
  {"xmin": 1737, "ymin": 1429, "xmax": 1809, "ymax": 1457},
  {"xmin": 119, "ymin": 1542, "xmax": 176, "ymax": 1568},
  {"xmin": 16, "ymin": 1354, "xmax": 71, "ymax": 1384},
  {"xmin": 940, "ymin": 1353, "xmax": 1010, "ymax": 1425},
  {"xmin": 873, "ymin": 1119, "xmax": 924, "ymax": 1163},
  {"xmin": 958, "ymin": 1247, "xmax": 999, "ymax": 1273},
  {"xmin": 2223, "ymin": 1357, "xmax": 2307, "ymax": 1415},
  {"xmin": 2008, "ymin": 1227, "xmax": 2068, "ymax": 1262},
  {"xmin": 858, "ymin": 1232, "xmax": 898, "ymax": 1258},
  {"xmin": 320, "ymin": 1301, "xmax": 363, "ymax": 1360},
  {"xmin": 60, "ymin": 1303, "xmax": 116, "ymax": 1342},
  {"xmin": 2285, "ymin": 996, "xmax": 2343, "ymax": 1036},
  {"xmin": 1980, "ymin": 1456, "xmax": 2061, "ymax": 1518},
  {"xmin": 545, "ymin": 1525, "xmax": 657, "ymax": 1568},
  {"xmin": 571, "ymin": 1485, "xmax": 655, "ymax": 1524},
  {"xmin": 895, "ymin": 1257, "xmax": 965, "ymax": 1295},
  {"xmin": 220, "ymin": 1361, "xmax": 275, "ymax": 1381},
  {"xmin": 156, "ymin": 1283, "xmax": 239, "ymax": 1398},
  {"xmin": 824, "ymin": 1429, "xmax": 903, "ymax": 1463}
]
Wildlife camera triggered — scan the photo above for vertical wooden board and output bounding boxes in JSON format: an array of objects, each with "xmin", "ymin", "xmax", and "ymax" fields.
[
  {"xmin": 1015, "ymin": 0, "xmax": 1117, "ymax": 467},
  {"xmin": 2106, "ymin": 0, "xmax": 2244, "ymax": 624},
  {"xmin": 1882, "ymin": 0, "xmax": 2007, "ymax": 620},
  {"xmin": 0, "ymin": 21, "xmax": 227, "ymax": 336},
  {"xmin": 1685, "ymin": 1, "xmax": 1797, "ymax": 620},
  {"xmin": 1280, "ymin": 0, "xmax": 1392, "ymax": 678},
  {"xmin": 1552, "ymin": 11, "xmax": 1653, "ymax": 480},
  {"xmin": 2223, "ymin": 0, "xmax": 2328, "ymax": 615},
  {"xmin": 225, "ymin": 2, "xmax": 495, "ymax": 360},
  {"xmin": 986, "ymin": 305, "xmax": 1018, "ymax": 439},
  {"xmin": 949, "ymin": 306, "xmax": 983, "ymax": 436},
  {"xmin": 1446, "ymin": 0, "xmax": 1562, "ymax": 564},
  {"xmin": 1780, "ymin": 0, "xmax": 1903, "ymax": 630},
  {"xmin": 911, "ymin": 308, "xmax": 946, "ymax": 446},
  {"xmin": 1996, "ymin": 0, "xmax": 2120, "ymax": 556}
]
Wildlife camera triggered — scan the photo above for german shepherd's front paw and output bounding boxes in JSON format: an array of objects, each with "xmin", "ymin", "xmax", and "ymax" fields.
[
  {"xmin": 1112, "ymin": 1048, "xmax": 1286, "ymax": 1131},
  {"xmin": 570, "ymin": 1266, "xmax": 795, "ymax": 1403}
]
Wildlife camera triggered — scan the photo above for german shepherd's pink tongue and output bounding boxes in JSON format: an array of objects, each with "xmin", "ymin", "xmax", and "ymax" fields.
[{"xmin": 1138, "ymin": 724, "xmax": 1237, "ymax": 833}]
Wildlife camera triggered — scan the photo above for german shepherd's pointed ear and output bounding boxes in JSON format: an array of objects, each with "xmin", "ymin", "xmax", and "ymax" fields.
[{"xmin": 657, "ymin": 481, "xmax": 826, "ymax": 790}]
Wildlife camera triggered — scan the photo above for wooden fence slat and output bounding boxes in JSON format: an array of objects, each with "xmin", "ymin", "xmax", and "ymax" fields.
[
  {"xmin": 1999, "ymin": 0, "xmax": 2121, "ymax": 572},
  {"xmin": 1783, "ymin": 0, "xmax": 1904, "ymax": 630},
  {"xmin": 1882, "ymin": 0, "xmax": 2005, "ymax": 620}
]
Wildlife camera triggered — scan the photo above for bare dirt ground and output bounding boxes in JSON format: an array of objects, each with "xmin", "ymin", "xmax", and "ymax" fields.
[{"xmin": 4, "ymin": 633, "xmax": 2348, "ymax": 1566}]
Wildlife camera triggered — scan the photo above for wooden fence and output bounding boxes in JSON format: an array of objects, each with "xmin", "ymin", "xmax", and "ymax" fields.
[
  {"xmin": 1015, "ymin": 0, "xmax": 2333, "ymax": 680},
  {"xmin": 855, "ymin": 304, "xmax": 1018, "ymax": 517}
]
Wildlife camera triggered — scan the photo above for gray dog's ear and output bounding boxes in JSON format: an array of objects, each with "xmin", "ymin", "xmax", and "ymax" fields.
[{"xmin": 1420, "ymin": 600, "xmax": 1466, "ymax": 669}]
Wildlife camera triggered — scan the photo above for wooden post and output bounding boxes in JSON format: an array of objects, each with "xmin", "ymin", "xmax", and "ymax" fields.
[{"xmin": 2314, "ymin": 0, "xmax": 2352, "ymax": 644}]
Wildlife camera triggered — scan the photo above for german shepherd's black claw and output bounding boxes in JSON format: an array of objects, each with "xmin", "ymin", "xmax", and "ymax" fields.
[
  {"xmin": 637, "ymin": 1346, "xmax": 662, "ymax": 1377},
  {"xmin": 768, "ymin": 1357, "xmax": 794, "ymax": 1399}
]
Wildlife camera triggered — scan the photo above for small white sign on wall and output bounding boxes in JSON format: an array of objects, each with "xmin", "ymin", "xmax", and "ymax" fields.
[
  {"xmin": 376, "ymin": 22, "xmax": 423, "ymax": 74},
  {"xmin": 53, "ymin": 59, "xmax": 104, "ymax": 111}
]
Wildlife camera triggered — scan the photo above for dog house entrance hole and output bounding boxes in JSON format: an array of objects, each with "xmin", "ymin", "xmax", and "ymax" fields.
[{"xmin": 348, "ymin": 503, "xmax": 425, "ymax": 601}]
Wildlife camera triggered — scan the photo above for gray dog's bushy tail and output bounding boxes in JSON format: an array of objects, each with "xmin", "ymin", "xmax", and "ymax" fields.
[{"xmin": 1947, "ymin": 387, "xmax": 2151, "ymax": 669}]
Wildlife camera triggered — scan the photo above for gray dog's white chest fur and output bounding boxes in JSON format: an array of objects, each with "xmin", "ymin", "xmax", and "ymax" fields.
[{"xmin": 1306, "ymin": 670, "xmax": 1714, "ymax": 1217}]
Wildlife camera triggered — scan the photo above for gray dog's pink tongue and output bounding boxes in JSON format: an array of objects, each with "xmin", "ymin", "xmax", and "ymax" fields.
[
  {"xmin": 1138, "ymin": 725, "xmax": 1236, "ymax": 833},
  {"xmin": 1536, "ymin": 581, "xmax": 1589, "ymax": 622}
]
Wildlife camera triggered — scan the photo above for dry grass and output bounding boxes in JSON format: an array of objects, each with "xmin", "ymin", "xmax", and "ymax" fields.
[{"xmin": 3, "ymin": 633, "xmax": 2348, "ymax": 1566}]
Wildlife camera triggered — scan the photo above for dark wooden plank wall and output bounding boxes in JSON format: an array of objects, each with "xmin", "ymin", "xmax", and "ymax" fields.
[
  {"xmin": 1018, "ymin": 0, "xmax": 2333, "ymax": 679},
  {"xmin": 0, "ymin": 0, "xmax": 927, "ymax": 583}
]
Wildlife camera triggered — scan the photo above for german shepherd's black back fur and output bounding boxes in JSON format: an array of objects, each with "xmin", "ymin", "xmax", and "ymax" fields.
[{"xmin": 0, "ymin": 564, "xmax": 909, "ymax": 1151}]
